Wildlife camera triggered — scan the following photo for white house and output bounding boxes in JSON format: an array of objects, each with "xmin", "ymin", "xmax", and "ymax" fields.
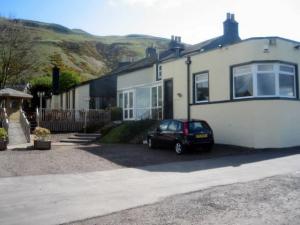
[{"xmin": 116, "ymin": 13, "xmax": 300, "ymax": 149}]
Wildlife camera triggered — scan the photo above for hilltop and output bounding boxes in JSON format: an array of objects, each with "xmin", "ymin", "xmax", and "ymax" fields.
[{"xmin": 0, "ymin": 18, "xmax": 170, "ymax": 81}]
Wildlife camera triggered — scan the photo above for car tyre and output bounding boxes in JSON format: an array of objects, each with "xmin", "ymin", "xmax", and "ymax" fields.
[{"xmin": 175, "ymin": 142, "xmax": 185, "ymax": 155}]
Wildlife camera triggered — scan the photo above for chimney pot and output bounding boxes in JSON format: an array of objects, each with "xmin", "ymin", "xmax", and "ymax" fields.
[
  {"xmin": 231, "ymin": 14, "xmax": 235, "ymax": 21},
  {"xmin": 226, "ymin": 13, "xmax": 230, "ymax": 19}
]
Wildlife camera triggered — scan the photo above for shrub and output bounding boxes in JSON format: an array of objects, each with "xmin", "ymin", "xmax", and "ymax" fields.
[
  {"xmin": 33, "ymin": 127, "xmax": 51, "ymax": 141},
  {"xmin": 0, "ymin": 128, "xmax": 8, "ymax": 141},
  {"xmin": 101, "ymin": 120, "xmax": 157, "ymax": 144}
]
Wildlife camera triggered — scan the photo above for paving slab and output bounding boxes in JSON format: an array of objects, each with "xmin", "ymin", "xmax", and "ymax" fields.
[{"xmin": 0, "ymin": 152, "xmax": 299, "ymax": 225}]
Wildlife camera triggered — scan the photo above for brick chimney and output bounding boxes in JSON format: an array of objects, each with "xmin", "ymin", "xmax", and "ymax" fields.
[
  {"xmin": 52, "ymin": 66, "xmax": 60, "ymax": 95},
  {"xmin": 223, "ymin": 13, "xmax": 240, "ymax": 43}
]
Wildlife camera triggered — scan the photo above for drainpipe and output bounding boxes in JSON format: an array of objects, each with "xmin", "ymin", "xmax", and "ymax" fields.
[{"xmin": 185, "ymin": 56, "xmax": 192, "ymax": 120}]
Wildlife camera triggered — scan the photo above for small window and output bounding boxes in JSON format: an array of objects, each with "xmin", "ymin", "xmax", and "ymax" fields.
[
  {"xmin": 157, "ymin": 65, "xmax": 162, "ymax": 80},
  {"xmin": 194, "ymin": 73, "xmax": 209, "ymax": 103},
  {"xmin": 280, "ymin": 65, "xmax": 294, "ymax": 73}
]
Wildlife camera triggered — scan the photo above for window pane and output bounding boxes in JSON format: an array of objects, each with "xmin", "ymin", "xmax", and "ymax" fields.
[
  {"xmin": 280, "ymin": 65, "xmax": 294, "ymax": 73},
  {"xmin": 257, "ymin": 64, "xmax": 274, "ymax": 71},
  {"xmin": 279, "ymin": 74, "xmax": 295, "ymax": 97},
  {"xmin": 136, "ymin": 88, "xmax": 150, "ymax": 108},
  {"xmin": 129, "ymin": 109, "xmax": 133, "ymax": 118},
  {"xmin": 129, "ymin": 92, "xmax": 133, "ymax": 108},
  {"xmin": 257, "ymin": 73, "xmax": 276, "ymax": 96},
  {"xmin": 152, "ymin": 87, "xmax": 158, "ymax": 107},
  {"xmin": 195, "ymin": 73, "xmax": 209, "ymax": 102},
  {"xmin": 233, "ymin": 65, "xmax": 251, "ymax": 75},
  {"xmin": 124, "ymin": 93, "xmax": 128, "ymax": 108},
  {"xmin": 118, "ymin": 93, "xmax": 123, "ymax": 108},
  {"xmin": 234, "ymin": 74, "xmax": 253, "ymax": 97},
  {"xmin": 158, "ymin": 86, "xmax": 162, "ymax": 107}
]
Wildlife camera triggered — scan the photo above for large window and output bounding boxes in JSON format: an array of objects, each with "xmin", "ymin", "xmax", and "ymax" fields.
[
  {"xmin": 194, "ymin": 72, "xmax": 209, "ymax": 103},
  {"xmin": 233, "ymin": 63, "xmax": 296, "ymax": 99},
  {"xmin": 119, "ymin": 85, "xmax": 162, "ymax": 121}
]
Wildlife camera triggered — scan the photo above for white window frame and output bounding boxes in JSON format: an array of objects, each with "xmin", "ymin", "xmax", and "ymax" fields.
[
  {"xmin": 194, "ymin": 72, "xmax": 209, "ymax": 103},
  {"xmin": 123, "ymin": 90, "xmax": 135, "ymax": 121},
  {"xmin": 232, "ymin": 63, "xmax": 296, "ymax": 100}
]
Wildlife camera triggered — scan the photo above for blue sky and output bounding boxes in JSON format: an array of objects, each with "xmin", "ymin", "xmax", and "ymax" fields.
[{"xmin": 1, "ymin": 0, "xmax": 299, "ymax": 44}]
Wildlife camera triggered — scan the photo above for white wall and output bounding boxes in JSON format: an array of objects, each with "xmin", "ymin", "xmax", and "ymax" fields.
[
  {"xmin": 162, "ymin": 38, "xmax": 300, "ymax": 148},
  {"xmin": 75, "ymin": 84, "xmax": 90, "ymax": 110}
]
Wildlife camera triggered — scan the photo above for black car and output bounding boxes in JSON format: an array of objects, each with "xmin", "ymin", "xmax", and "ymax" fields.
[{"xmin": 147, "ymin": 119, "xmax": 214, "ymax": 154}]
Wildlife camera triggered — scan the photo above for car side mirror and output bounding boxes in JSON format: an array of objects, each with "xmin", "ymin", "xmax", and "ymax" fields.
[{"xmin": 156, "ymin": 127, "xmax": 161, "ymax": 133}]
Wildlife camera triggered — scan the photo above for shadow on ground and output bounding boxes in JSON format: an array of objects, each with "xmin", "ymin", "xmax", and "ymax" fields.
[{"xmin": 77, "ymin": 143, "xmax": 300, "ymax": 173}]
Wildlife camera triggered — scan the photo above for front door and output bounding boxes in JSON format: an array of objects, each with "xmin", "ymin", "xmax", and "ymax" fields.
[
  {"xmin": 123, "ymin": 90, "xmax": 134, "ymax": 120},
  {"xmin": 163, "ymin": 79, "xmax": 173, "ymax": 119}
]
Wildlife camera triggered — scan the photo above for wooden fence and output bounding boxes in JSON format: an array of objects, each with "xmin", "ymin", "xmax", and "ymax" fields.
[{"xmin": 37, "ymin": 109, "xmax": 111, "ymax": 132}]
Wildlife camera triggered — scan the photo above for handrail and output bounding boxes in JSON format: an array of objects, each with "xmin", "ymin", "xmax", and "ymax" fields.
[{"xmin": 20, "ymin": 109, "xmax": 31, "ymax": 143}]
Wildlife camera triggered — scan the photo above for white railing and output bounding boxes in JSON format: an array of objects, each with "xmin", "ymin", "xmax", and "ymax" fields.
[{"xmin": 20, "ymin": 109, "xmax": 31, "ymax": 143}]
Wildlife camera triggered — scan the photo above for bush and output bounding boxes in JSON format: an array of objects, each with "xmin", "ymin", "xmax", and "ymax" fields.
[
  {"xmin": 33, "ymin": 127, "xmax": 51, "ymax": 141},
  {"xmin": 0, "ymin": 128, "xmax": 8, "ymax": 141},
  {"xmin": 110, "ymin": 107, "xmax": 122, "ymax": 121}
]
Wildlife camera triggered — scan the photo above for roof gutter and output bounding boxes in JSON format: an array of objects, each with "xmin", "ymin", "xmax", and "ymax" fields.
[{"xmin": 185, "ymin": 56, "xmax": 192, "ymax": 120}]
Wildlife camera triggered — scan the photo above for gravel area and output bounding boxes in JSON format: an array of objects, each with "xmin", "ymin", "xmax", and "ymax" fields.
[
  {"xmin": 69, "ymin": 173, "xmax": 300, "ymax": 225},
  {"xmin": 1, "ymin": 143, "xmax": 299, "ymax": 177}
]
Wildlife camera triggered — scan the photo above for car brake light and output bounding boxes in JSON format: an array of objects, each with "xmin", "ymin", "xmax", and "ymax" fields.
[{"xmin": 183, "ymin": 122, "xmax": 189, "ymax": 136}]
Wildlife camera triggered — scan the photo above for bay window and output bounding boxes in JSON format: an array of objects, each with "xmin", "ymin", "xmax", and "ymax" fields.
[{"xmin": 233, "ymin": 63, "xmax": 296, "ymax": 99}]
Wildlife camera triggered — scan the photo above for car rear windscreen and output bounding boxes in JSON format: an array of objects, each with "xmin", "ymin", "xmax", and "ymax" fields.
[{"xmin": 189, "ymin": 121, "xmax": 209, "ymax": 132}]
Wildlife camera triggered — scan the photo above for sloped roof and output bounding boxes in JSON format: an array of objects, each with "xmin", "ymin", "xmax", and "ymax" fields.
[
  {"xmin": 111, "ymin": 56, "xmax": 157, "ymax": 75},
  {"xmin": 0, "ymin": 88, "xmax": 33, "ymax": 98}
]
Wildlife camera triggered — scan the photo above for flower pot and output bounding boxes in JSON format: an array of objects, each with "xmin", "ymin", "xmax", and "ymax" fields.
[
  {"xmin": 34, "ymin": 140, "xmax": 51, "ymax": 150},
  {"xmin": 0, "ymin": 140, "xmax": 7, "ymax": 151}
]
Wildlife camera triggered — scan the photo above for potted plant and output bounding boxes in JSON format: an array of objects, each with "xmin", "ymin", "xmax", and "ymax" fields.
[
  {"xmin": 0, "ymin": 128, "xmax": 8, "ymax": 151},
  {"xmin": 33, "ymin": 127, "xmax": 51, "ymax": 150}
]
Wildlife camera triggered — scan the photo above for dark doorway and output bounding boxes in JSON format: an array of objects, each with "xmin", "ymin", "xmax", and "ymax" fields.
[{"xmin": 163, "ymin": 79, "xmax": 173, "ymax": 119}]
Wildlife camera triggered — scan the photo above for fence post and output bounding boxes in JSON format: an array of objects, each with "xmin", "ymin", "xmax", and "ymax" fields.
[{"xmin": 36, "ymin": 107, "xmax": 40, "ymax": 127}]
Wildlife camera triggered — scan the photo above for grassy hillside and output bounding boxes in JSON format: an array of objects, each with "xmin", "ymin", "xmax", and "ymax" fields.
[{"xmin": 0, "ymin": 18, "xmax": 170, "ymax": 81}]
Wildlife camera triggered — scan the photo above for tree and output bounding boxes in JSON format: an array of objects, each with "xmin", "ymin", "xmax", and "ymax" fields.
[
  {"xmin": 59, "ymin": 71, "xmax": 81, "ymax": 92},
  {"xmin": 0, "ymin": 19, "xmax": 34, "ymax": 88}
]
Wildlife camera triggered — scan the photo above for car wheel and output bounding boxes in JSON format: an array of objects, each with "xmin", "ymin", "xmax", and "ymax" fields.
[{"xmin": 175, "ymin": 142, "xmax": 185, "ymax": 155}]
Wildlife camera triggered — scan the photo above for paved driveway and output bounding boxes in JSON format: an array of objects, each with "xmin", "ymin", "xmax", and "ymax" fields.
[{"xmin": 0, "ymin": 151, "xmax": 299, "ymax": 225}]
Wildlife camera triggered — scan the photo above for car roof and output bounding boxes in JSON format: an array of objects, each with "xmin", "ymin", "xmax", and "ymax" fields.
[{"xmin": 161, "ymin": 119, "xmax": 206, "ymax": 123}]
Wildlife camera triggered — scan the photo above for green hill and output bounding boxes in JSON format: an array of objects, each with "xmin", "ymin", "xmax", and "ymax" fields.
[{"xmin": 0, "ymin": 18, "xmax": 170, "ymax": 81}]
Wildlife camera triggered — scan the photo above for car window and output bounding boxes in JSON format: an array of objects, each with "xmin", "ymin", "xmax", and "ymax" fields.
[
  {"xmin": 168, "ymin": 121, "xmax": 178, "ymax": 132},
  {"xmin": 189, "ymin": 121, "xmax": 208, "ymax": 132},
  {"xmin": 159, "ymin": 120, "xmax": 170, "ymax": 131}
]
